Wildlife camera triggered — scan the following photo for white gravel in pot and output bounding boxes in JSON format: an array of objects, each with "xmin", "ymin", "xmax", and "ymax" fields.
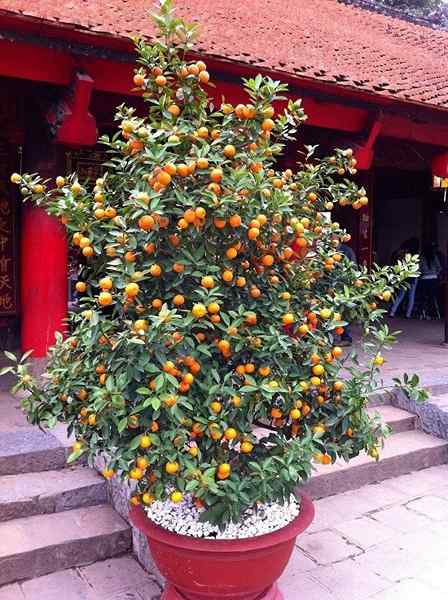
[{"xmin": 144, "ymin": 494, "xmax": 300, "ymax": 539}]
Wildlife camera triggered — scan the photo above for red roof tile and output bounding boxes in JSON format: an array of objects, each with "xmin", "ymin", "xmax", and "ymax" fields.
[{"xmin": 0, "ymin": 0, "xmax": 448, "ymax": 109}]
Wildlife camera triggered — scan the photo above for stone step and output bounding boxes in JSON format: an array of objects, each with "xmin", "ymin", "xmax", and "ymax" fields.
[
  {"xmin": 367, "ymin": 404, "xmax": 417, "ymax": 433},
  {"xmin": 0, "ymin": 429, "xmax": 69, "ymax": 476},
  {"xmin": 303, "ymin": 429, "xmax": 448, "ymax": 499},
  {"xmin": 0, "ymin": 466, "xmax": 107, "ymax": 523},
  {"xmin": 0, "ymin": 505, "xmax": 131, "ymax": 586}
]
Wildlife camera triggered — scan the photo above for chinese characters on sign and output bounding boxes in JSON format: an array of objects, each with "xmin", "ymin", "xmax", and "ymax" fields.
[
  {"xmin": 0, "ymin": 183, "xmax": 16, "ymax": 315},
  {"xmin": 0, "ymin": 140, "xmax": 17, "ymax": 315}
]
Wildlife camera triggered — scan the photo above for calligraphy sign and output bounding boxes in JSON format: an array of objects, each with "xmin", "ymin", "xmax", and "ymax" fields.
[
  {"xmin": 0, "ymin": 141, "xmax": 18, "ymax": 316},
  {"xmin": 66, "ymin": 148, "xmax": 107, "ymax": 183}
]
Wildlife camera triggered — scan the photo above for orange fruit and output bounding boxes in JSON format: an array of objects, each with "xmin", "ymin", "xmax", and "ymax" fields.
[
  {"xmin": 150, "ymin": 264, "xmax": 162, "ymax": 277},
  {"xmin": 282, "ymin": 313, "xmax": 295, "ymax": 325},
  {"xmin": 98, "ymin": 292, "xmax": 113, "ymax": 306},
  {"xmin": 184, "ymin": 208, "xmax": 196, "ymax": 224},
  {"xmin": 138, "ymin": 215, "xmax": 155, "ymax": 230},
  {"xmin": 223, "ymin": 144, "xmax": 236, "ymax": 158},
  {"xmin": 192, "ymin": 303, "xmax": 207, "ymax": 318},
  {"xmin": 99, "ymin": 277, "xmax": 113, "ymax": 290},
  {"xmin": 157, "ymin": 171, "xmax": 172, "ymax": 187},
  {"xmin": 124, "ymin": 251, "xmax": 136, "ymax": 263},
  {"xmin": 165, "ymin": 462, "xmax": 179, "ymax": 474},
  {"xmin": 240, "ymin": 441, "xmax": 253, "ymax": 454},
  {"xmin": 155, "ymin": 75, "xmax": 167, "ymax": 86},
  {"xmin": 201, "ymin": 276, "xmax": 214, "ymax": 289},
  {"xmin": 213, "ymin": 217, "xmax": 226, "ymax": 229},
  {"xmin": 199, "ymin": 70, "xmax": 210, "ymax": 84},
  {"xmin": 228, "ymin": 214, "xmax": 241, "ymax": 228},
  {"xmin": 173, "ymin": 294, "xmax": 185, "ymax": 306},
  {"xmin": 226, "ymin": 247, "xmax": 238, "ymax": 259},
  {"xmin": 236, "ymin": 276, "xmax": 246, "ymax": 287},
  {"xmin": 261, "ymin": 118, "xmax": 275, "ymax": 131},
  {"xmin": 217, "ymin": 339, "xmax": 230, "ymax": 353},
  {"xmin": 125, "ymin": 283, "xmax": 140, "ymax": 297},
  {"xmin": 248, "ymin": 227, "xmax": 260, "ymax": 240},
  {"xmin": 224, "ymin": 427, "xmax": 237, "ymax": 441},
  {"xmin": 177, "ymin": 163, "xmax": 189, "ymax": 177},
  {"xmin": 217, "ymin": 463, "xmax": 231, "ymax": 480},
  {"xmin": 75, "ymin": 281, "xmax": 87, "ymax": 293},
  {"xmin": 168, "ymin": 104, "xmax": 180, "ymax": 117},
  {"xmin": 261, "ymin": 254, "xmax": 274, "ymax": 266},
  {"xmin": 197, "ymin": 157, "xmax": 209, "ymax": 169},
  {"xmin": 210, "ymin": 168, "xmax": 223, "ymax": 182},
  {"xmin": 207, "ymin": 302, "xmax": 220, "ymax": 314},
  {"xmin": 222, "ymin": 270, "xmax": 233, "ymax": 282}
]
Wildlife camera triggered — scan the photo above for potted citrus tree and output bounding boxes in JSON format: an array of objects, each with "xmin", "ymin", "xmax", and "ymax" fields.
[{"xmin": 4, "ymin": 1, "xmax": 422, "ymax": 599}]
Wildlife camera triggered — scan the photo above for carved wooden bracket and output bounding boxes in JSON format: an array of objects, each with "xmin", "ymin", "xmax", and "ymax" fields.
[{"xmin": 46, "ymin": 73, "xmax": 97, "ymax": 147}]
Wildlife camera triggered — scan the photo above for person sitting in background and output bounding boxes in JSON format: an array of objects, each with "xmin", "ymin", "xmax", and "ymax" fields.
[
  {"xmin": 418, "ymin": 243, "xmax": 442, "ymax": 318},
  {"xmin": 389, "ymin": 237, "xmax": 420, "ymax": 318}
]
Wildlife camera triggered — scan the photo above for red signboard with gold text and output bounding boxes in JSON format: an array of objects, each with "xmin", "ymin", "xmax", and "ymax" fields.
[{"xmin": 0, "ymin": 141, "xmax": 18, "ymax": 316}]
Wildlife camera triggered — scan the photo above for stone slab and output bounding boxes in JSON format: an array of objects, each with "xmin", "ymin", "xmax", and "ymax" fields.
[
  {"xmin": 369, "ymin": 504, "xmax": 432, "ymax": 533},
  {"xmin": 370, "ymin": 578, "xmax": 446, "ymax": 600},
  {"xmin": 406, "ymin": 494, "xmax": 448, "ymax": 521},
  {"xmin": 302, "ymin": 429, "xmax": 448, "ymax": 499},
  {"xmin": 309, "ymin": 560, "xmax": 389, "ymax": 600},
  {"xmin": 334, "ymin": 516, "xmax": 396, "ymax": 550},
  {"xmin": 297, "ymin": 530, "xmax": 362, "ymax": 565},
  {"xmin": 79, "ymin": 556, "xmax": 161, "ymax": 598},
  {"xmin": 20, "ymin": 569, "xmax": 91, "ymax": 600},
  {"xmin": 0, "ymin": 466, "xmax": 107, "ymax": 522},
  {"xmin": 0, "ymin": 430, "xmax": 66, "ymax": 476},
  {"xmin": 392, "ymin": 387, "xmax": 448, "ymax": 440},
  {"xmin": 0, "ymin": 505, "xmax": 131, "ymax": 585},
  {"xmin": 366, "ymin": 405, "xmax": 416, "ymax": 434}
]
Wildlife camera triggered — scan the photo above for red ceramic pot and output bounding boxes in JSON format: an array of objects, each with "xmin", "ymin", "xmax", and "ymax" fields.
[{"xmin": 130, "ymin": 494, "xmax": 314, "ymax": 600}]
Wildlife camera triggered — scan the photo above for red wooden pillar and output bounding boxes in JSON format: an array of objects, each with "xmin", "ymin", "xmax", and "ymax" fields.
[{"xmin": 20, "ymin": 206, "xmax": 68, "ymax": 357}]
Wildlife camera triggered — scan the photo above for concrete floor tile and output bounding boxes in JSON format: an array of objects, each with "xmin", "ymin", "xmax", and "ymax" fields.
[
  {"xmin": 334, "ymin": 516, "xmax": 396, "ymax": 550},
  {"xmin": 370, "ymin": 504, "xmax": 432, "ymax": 533},
  {"xmin": 282, "ymin": 546, "xmax": 317, "ymax": 574},
  {"xmin": 352, "ymin": 544, "xmax": 427, "ymax": 583},
  {"xmin": 298, "ymin": 530, "xmax": 362, "ymax": 565},
  {"xmin": 310, "ymin": 560, "xmax": 389, "ymax": 600},
  {"xmin": 387, "ymin": 466, "xmax": 448, "ymax": 497},
  {"xmin": 406, "ymin": 495, "xmax": 448, "ymax": 521},
  {"xmin": 281, "ymin": 574, "xmax": 334, "ymax": 600},
  {"xmin": 353, "ymin": 482, "xmax": 408, "ymax": 512},
  {"xmin": 21, "ymin": 569, "xmax": 90, "ymax": 600},
  {"xmin": 370, "ymin": 578, "xmax": 446, "ymax": 600},
  {"xmin": 79, "ymin": 556, "xmax": 161, "ymax": 597}
]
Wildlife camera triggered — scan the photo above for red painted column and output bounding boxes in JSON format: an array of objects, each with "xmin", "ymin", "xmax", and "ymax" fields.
[{"xmin": 21, "ymin": 205, "xmax": 68, "ymax": 357}]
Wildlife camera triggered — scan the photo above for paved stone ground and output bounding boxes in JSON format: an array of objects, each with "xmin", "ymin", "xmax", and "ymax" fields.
[
  {"xmin": 280, "ymin": 463, "xmax": 448, "ymax": 600},
  {"xmin": 361, "ymin": 317, "xmax": 448, "ymax": 388},
  {"xmin": 0, "ymin": 556, "xmax": 162, "ymax": 600}
]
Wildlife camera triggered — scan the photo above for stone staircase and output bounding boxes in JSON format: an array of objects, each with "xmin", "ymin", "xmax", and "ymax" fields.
[
  {"xmin": 0, "ymin": 389, "xmax": 133, "ymax": 591},
  {"xmin": 304, "ymin": 402, "xmax": 448, "ymax": 499}
]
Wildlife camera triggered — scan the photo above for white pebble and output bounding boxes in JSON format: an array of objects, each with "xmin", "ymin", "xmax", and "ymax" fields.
[{"xmin": 144, "ymin": 494, "xmax": 300, "ymax": 540}]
